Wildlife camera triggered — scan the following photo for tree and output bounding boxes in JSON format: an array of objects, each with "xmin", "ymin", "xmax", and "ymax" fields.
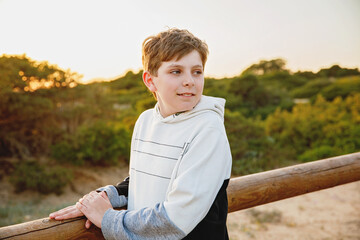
[
  {"xmin": 0, "ymin": 54, "xmax": 81, "ymax": 92},
  {"xmin": 317, "ymin": 65, "xmax": 360, "ymax": 78},
  {"xmin": 294, "ymin": 71, "xmax": 317, "ymax": 80},
  {"xmin": 241, "ymin": 58, "xmax": 288, "ymax": 76},
  {"xmin": 0, "ymin": 55, "xmax": 81, "ymax": 158},
  {"xmin": 290, "ymin": 78, "xmax": 332, "ymax": 99},
  {"xmin": 321, "ymin": 76, "xmax": 360, "ymax": 100},
  {"xmin": 228, "ymin": 74, "xmax": 291, "ymax": 118}
]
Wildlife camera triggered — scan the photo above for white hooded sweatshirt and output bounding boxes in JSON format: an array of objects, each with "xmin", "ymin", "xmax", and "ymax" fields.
[{"xmin": 101, "ymin": 95, "xmax": 232, "ymax": 240}]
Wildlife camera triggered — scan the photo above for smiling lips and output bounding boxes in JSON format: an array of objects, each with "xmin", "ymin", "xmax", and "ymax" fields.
[{"xmin": 177, "ymin": 93, "xmax": 195, "ymax": 96}]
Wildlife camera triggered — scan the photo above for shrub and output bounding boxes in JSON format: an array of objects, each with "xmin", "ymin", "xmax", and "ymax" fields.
[
  {"xmin": 225, "ymin": 110, "xmax": 288, "ymax": 175},
  {"xmin": 290, "ymin": 78, "xmax": 331, "ymax": 99},
  {"xmin": 52, "ymin": 121, "xmax": 131, "ymax": 166},
  {"xmin": 10, "ymin": 160, "xmax": 72, "ymax": 195},
  {"xmin": 321, "ymin": 76, "xmax": 360, "ymax": 100},
  {"xmin": 265, "ymin": 94, "xmax": 360, "ymax": 161},
  {"xmin": 298, "ymin": 145, "xmax": 342, "ymax": 162},
  {"xmin": 76, "ymin": 122, "xmax": 130, "ymax": 165},
  {"xmin": 51, "ymin": 140, "xmax": 80, "ymax": 164}
]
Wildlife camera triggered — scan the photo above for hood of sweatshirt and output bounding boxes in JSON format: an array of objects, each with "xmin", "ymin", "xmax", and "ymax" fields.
[{"xmin": 153, "ymin": 95, "xmax": 226, "ymax": 124}]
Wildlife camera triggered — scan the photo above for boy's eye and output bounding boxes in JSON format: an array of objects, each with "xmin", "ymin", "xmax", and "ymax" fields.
[
  {"xmin": 170, "ymin": 70, "xmax": 181, "ymax": 75},
  {"xmin": 194, "ymin": 70, "xmax": 203, "ymax": 75}
]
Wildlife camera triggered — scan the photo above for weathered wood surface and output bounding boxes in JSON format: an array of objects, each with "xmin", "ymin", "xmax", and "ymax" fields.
[
  {"xmin": 0, "ymin": 217, "xmax": 104, "ymax": 240},
  {"xmin": 227, "ymin": 151, "xmax": 360, "ymax": 212},
  {"xmin": 1, "ymin": 152, "xmax": 359, "ymax": 240}
]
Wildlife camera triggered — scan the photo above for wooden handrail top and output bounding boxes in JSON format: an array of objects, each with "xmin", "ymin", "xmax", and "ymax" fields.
[
  {"xmin": 1, "ymin": 152, "xmax": 359, "ymax": 240},
  {"xmin": 227, "ymin": 151, "xmax": 360, "ymax": 212}
]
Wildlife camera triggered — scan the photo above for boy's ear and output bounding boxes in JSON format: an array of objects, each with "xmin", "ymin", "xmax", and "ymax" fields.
[{"xmin": 142, "ymin": 71, "xmax": 157, "ymax": 92}]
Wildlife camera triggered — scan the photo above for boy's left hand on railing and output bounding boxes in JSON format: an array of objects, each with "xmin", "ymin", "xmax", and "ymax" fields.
[
  {"xmin": 49, "ymin": 202, "xmax": 93, "ymax": 228},
  {"xmin": 76, "ymin": 191, "xmax": 112, "ymax": 229}
]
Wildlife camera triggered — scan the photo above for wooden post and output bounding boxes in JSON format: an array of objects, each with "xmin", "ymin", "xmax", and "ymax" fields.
[{"xmin": 1, "ymin": 152, "xmax": 359, "ymax": 240}]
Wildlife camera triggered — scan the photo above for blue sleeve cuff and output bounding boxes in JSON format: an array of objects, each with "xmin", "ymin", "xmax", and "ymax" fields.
[
  {"xmin": 97, "ymin": 185, "xmax": 128, "ymax": 208},
  {"xmin": 101, "ymin": 203, "xmax": 186, "ymax": 240}
]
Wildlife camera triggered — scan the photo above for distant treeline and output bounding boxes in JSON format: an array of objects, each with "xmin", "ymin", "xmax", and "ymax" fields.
[{"xmin": 1, "ymin": 55, "xmax": 359, "ymax": 194}]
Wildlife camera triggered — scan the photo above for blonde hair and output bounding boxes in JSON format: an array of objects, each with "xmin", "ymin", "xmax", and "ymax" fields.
[{"xmin": 142, "ymin": 28, "xmax": 209, "ymax": 76}]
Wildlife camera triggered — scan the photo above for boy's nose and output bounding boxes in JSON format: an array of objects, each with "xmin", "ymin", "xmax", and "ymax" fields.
[{"xmin": 183, "ymin": 74, "xmax": 195, "ymax": 87}]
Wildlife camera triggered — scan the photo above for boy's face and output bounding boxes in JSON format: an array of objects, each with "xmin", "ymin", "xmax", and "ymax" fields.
[{"xmin": 143, "ymin": 50, "xmax": 204, "ymax": 117}]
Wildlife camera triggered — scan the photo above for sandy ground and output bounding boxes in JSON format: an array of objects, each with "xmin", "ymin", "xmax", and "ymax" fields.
[
  {"xmin": 1, "ymin": 165, "xmax": 359, "ymax": 239},
  {"xmin": 227, "ymin": 181, "xmax": 360, "ymax": 240}
]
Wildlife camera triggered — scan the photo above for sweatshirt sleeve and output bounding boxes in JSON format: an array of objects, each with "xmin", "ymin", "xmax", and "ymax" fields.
[{"xmin": 101, "ymin": 203, "xmax": 186, "ymax": 240}]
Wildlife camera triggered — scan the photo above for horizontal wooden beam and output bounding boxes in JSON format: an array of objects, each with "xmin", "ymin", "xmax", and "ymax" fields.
[
  {"xmin": 1, "ymin": 152, "xmax": 359, "ymax": 240},
  {"xmin": 0, "ymin": 217, "xmax": 104, "ymax": 240},
  {"xmin": 227, "ymin": 151, "xmax": 360, "ymax": 212}
]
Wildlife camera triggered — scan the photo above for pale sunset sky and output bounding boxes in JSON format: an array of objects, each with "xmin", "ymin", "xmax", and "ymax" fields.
[{"xmin": 0, "ymin": 0, "xmax": 359, "ymax": 83}]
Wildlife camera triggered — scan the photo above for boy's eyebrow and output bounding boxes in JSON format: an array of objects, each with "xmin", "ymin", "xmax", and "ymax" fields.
[{"xmin": 166, "ymin": 64, "xmax": 203, "ymax": 68}]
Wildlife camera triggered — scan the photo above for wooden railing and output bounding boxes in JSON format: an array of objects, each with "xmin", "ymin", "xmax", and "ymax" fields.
[{"xmin": 1, "ymin": 152, "xmax": 359, "ymax": 240}]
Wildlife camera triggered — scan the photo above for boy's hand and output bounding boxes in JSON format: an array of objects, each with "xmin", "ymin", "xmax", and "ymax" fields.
[
  {"xmin": 76, "ymin": 191, "xmax": 112, "ymax": 229},
  {"xmin": 49, "ymin": 204, "xmax": 83, "ymax": 219},
  {"xmin": 49, "ymin": 203, "xmax": 92, "ymax": 229}
]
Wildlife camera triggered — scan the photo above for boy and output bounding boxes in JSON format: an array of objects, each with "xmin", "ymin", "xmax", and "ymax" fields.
[{"xmin": 50, "ymin": 28, "xmax": 232, "ymax": 240}]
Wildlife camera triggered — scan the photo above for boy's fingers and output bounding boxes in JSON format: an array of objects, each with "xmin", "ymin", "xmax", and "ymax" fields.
[
  {"xmin": 81, "ymin": 191, "xmax": 99, "ymax": 203},
  {"xmin": 58, "ymin": 206, "xmax": 75, "ymax": 214},
  {"xmin": 85, "ymin": 219, "xmax": 92, "ymax": 229},
  {"xmin": 79, "ymin": 192, "xmax": 95, "ymax": 203},
  {"xmin": 50, "ymin": 204, "xmax": 85, "ymax": 220},
  {"xmin": 79, "ymin": 193, "xmax": 90, "ymax": 203},
  {"xmin": 49, "ymin": 206, "xmax": 68, "ymax": 217},
  {"xmin": 76, "ymin": 202, "xmax": 82, "ymax": 209},
  {"xmin": 49, "ymin": 205, "xmax": 76, "ymax": 218},
  {"xmin": 79, "ymin": 195, "xmax": 87, "ymax": 203},
  {"xmin": 100, "ymin": 191, "xmax": 108, "ymax": 200},
  {"xmin": 88, "ymin": 191, "xmax": 98, "ymax": 198},
  {"xmin": 76, "ymin": 201, "xmax": 88, "ymax": 213},
  {"xmin": 55, "ymin": 208, "xmax": 83, "ymax": 220}
]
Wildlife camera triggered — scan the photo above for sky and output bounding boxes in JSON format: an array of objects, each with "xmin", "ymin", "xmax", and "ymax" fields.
[{"xmin": 0, "ymin": 0, "xmax": 359, "ymax": 83}]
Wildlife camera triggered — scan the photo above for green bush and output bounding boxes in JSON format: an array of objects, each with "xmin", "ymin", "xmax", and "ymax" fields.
[
  {"xmin": 298, "ymin": 145, "xmax": 342, "ymax": 162},
  {"xmin": 232, "ymin": 155, "xmax": 266, "ymax": 175},
  {"xmin": 76, "ymin": 122, "xmax": 130, "ymax": 165},
  {"xmin": 224, "ymin": 110, "xmax": 288, "ymax": 175},
  {"xmin": 320, "ymin": 76, "xmax": 360, "ymax": 100},
  {"xmin": 290, "ymin": 78, "xmax": 331, "ymax": 99},
  {"xmin": 51, "ymin": 140, "xmax": 80, "ymax": 164},
  {"xmin": 266, "ymin": 94, "xmax": 360, "ymax": 161},
  {"xmin": 10, "ymin": 161, "xmax": 72, "ymax": 195},
  {"xmin": 52, "ymin": 121, "xmax": 131, "ymax": 166},
  {"xmin": 135, "ymin": 97, "xmax": 157, "ymax": 113}
]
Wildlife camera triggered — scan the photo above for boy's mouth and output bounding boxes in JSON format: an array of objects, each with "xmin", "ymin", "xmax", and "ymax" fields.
[{"xmin": 177, "ymin": 93, "xmax": 195, "ymax": 97}]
